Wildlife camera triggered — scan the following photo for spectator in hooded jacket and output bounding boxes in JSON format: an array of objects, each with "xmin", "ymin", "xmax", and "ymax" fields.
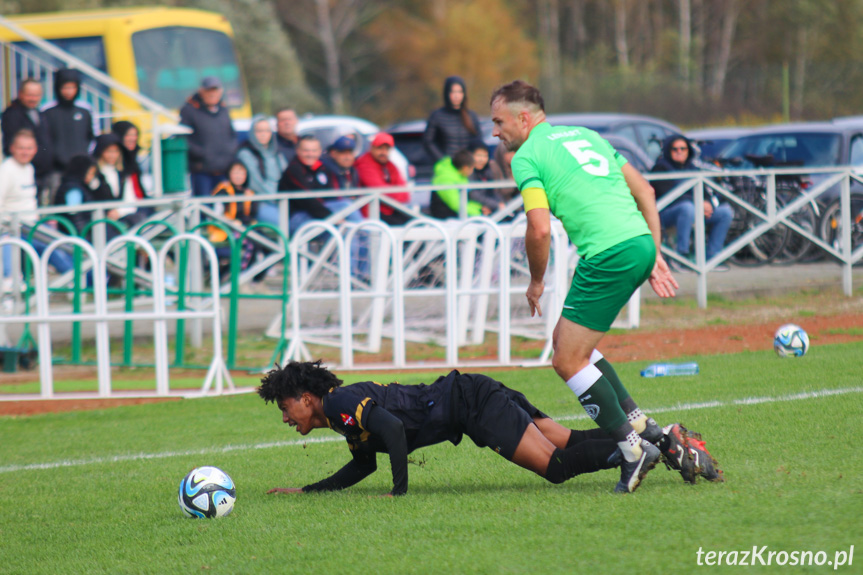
[
  {"xmin": 42, "ymin": 68, "xmax": 95, "ymax": 186},
  {"xmin": 1, "ymin": 130, "xmax": 73, "ymax": 286},
  {"xmin": 237, "ymin": 115, "xmax": 287, "ymax": 226},
  {"xmin": 651, "ymin": 135, "xmax": 733, "ymax": 268},
  {"xmin": 1, "ymin": 78, "xmax": 53, "ymax": 205},
  {"xmin": 355, "ymin": 133, "xmax": 412, "ymax": 226},
  {"xmin": 180, "ymin": 76, "xmax": 238, "ymax": 197},
  {"xmin": 423, "ymin": 76, "xmax": 482, "ymax": 165}
]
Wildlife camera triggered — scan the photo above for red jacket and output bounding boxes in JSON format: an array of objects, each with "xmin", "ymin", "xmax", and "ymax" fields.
[{"xmin": 354, "ymin": 152, "xmax": 409, "ymax": 216}]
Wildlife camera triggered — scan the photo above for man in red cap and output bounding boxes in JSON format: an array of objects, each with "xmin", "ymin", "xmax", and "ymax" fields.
[{"xmin": 355, "ymin": 132, "xmax": 411, "ymax": 225}]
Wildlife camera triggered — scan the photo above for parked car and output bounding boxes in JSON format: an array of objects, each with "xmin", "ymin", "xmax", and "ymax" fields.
[
  {"xmin": 387, "ymin": 118, "xmax": 500, "ymax": 184},
  {"xmin": 234, "ymin": 115, "xmax": 412, "ymax": 184},
  {"xmin": 716, "ymin": 122, "xmax": 863, "ymax": 202},
  {"xmin": 686, "ymin": 126, "xmax": 755, "ymax": 162},
  {"xmin": 603, "ymin": 134, "xmax": 655, "ymax": 172},
  {"xmin": 387, "ymin": 119, "xmax": 434, "ymax": 182},
  {"xmin": 543, "ymin": 113, "xmax": 682, "ymax": 163},
  {"xmin": 715, "ymin": 122, "xmax": 863, "ymax": 263}
]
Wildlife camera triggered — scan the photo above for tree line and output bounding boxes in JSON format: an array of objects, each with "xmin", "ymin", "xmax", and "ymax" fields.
[{"xmin": 8, "ymin": 0, "xmax": 863, "ymax": 127}]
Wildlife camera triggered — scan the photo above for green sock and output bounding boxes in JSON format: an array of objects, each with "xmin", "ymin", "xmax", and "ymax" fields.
[
  {"xmin": 595, "ymin": 358, "xmax": 631, "ymax": 404},
  {"xmin": 595, "ymin": 358, "xmax": 648, "ymax": 431},
  {"xmin": 576, "ymin": 376, "xmax": 629, "ymax": 435}
]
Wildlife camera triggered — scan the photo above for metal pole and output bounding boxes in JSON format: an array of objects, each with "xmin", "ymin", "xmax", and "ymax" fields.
[
  {"xmin": 841, "ymin": 174, "xmax": 852, "ymax": 296},
  {"xmin": 151, "ymin": 111, "xmax": 163, "ymax": 198},
  {"xmin": 123, "ymin": 241, "xmax": 135, "ymax": 366},
  {"xmin": 694, "ymin": 178, "xmax": 707, "ymax": 308}
]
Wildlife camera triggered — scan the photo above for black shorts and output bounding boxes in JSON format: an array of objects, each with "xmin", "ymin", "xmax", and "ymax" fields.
[{"xmin": 451, "ymin": 373, "xmax": 549, "ymax": 460}]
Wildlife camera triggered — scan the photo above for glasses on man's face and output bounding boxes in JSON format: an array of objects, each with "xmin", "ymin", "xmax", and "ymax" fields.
[{"xmin": 671, "ymin": 146, "xmax": 688, "ymax": 152}]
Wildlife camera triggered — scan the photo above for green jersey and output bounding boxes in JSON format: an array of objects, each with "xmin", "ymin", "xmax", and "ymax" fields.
[{"xmin": 511, "ymin": 122, "xmax": 650, "ymax": 259}]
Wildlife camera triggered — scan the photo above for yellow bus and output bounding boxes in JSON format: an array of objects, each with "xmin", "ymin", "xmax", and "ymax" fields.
[{"xmin": 0, "ymin": 7, "xmax": 252, "ymax": 129}]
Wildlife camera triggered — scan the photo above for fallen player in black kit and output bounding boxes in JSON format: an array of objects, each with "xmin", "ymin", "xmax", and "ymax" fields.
[{"xmin": 257, "ymin": 361, "xmax": 723, "ymax": 496}]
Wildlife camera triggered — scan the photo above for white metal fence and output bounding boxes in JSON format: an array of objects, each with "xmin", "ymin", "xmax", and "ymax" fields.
[
  {"xmin": 0, "ymin": 233, "xmax": 232, "ymax": 400},
  {"xmin": 1, "ymin": 168, "xmax": 861, "ymax": 397}
]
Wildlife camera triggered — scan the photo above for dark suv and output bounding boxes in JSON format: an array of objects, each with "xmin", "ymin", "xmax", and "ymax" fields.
[
  {"xmin": 389, "ymin": 112, "xmax": 677, "ymax": 182},
  {"xmin": 544, "ymin": 113, "xmax": 682, "ymax": 163}
]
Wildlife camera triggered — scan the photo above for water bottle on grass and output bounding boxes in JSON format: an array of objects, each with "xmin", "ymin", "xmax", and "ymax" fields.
[{"xmin": 640, "ymin": 362, "xmax": 699, "ymax": 377}]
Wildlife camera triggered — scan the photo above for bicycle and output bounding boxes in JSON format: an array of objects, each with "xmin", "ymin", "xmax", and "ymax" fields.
[{"xmin": 818, "ymin": 192, "xmax": 863, "ymax": 259}]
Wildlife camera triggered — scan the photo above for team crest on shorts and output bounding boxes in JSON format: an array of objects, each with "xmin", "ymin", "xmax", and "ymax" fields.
[
  {"xmin": 341, "ymin": 413, "xmax": 356, "ymax": 426},
  {"xmin": 583, "ymin": 404, "xmax": 600, "ymax": 420}
]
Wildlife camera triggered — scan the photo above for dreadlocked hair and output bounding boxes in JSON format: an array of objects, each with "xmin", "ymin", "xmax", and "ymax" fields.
[{"xmin": 257, "ymin": 360, "xmax": 342, "ymax": 404}]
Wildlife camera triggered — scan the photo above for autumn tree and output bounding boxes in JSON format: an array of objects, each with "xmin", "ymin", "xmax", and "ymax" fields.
[
  {"xmin": 362, "ymin": 0, "xmax": 538, "ymax": 125},
  {"xmin": 275, "ymin": 0, "xmax": 381, "ymax": 114}
]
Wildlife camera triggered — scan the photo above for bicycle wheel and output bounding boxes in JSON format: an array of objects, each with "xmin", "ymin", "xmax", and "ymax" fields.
[
  {"xmin": 773, "ymin": 189, "xmax": 819, "ymax": 265},
  {"xmin": 818, "ymin": 193, "xmax": 863, "ymax": 259},
  {"xmin": 726, "ymin": 187, "xmax": 789, "ymax": 266}
]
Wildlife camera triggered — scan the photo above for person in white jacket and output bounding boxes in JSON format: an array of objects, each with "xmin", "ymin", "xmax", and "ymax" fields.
[{"xmin": 1, "ymin": 129, "xmax": 74, "ymax": 292}]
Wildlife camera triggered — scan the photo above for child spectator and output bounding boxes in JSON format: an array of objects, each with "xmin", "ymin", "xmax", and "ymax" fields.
[
  {"xmin": 468, "ymin": 142, "xmax": 506, "ymax": 215},
  {"xmin": 210, "ymin": 161, "xmax": 261, "ymax": 281},
  {"xmin": 430, "ymin": 149, "xmax": 483, "ymax": 219}
]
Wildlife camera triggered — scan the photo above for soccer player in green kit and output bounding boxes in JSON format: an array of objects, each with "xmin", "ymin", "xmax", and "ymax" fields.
[{"xmin": 490, "ymin": 80, "xmax": 682, "ymax": 493}]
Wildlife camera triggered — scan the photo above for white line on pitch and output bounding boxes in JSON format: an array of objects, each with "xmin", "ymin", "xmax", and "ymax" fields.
[
  {"xmin": 2, "ymin": 386, "xmax": 862, "ymax": 475},
  {"xmin": 553, "ymin": 386, "xmax": 863, "ymax": 422}
]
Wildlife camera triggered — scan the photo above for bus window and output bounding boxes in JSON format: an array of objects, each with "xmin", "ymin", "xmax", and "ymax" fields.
[
  {"xmin": 14, "ymin": 37, "xmax": 110, "ymax": 117},
  {"xmin": 132, "ymin": 27, "xmax": 244, "ymax": 109}
]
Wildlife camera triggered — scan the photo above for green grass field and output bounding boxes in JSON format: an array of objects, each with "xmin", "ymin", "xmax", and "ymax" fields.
[{"xmin": 2, "ymin": 343, "xmax": 862, "ymax": 574}]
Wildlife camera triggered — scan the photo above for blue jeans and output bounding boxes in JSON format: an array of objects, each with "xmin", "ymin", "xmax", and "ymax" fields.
[
  {"xmin": 256, "ymin": 201, "xmax": 281, "ymax": 228},
  {"xmin": 289, "ymin": 200, "xmax": 369, "ymax": 278},
  {"xmin": 2, "ymin": 236, "xmax": 75, "ymax": 277},
  {"xmin": 191, "ymin": 172, "xmax": 226, "ymax": 197},
  {"xmin": 660, "ymin": 200, "xmax": 734, "ymax": 260}
]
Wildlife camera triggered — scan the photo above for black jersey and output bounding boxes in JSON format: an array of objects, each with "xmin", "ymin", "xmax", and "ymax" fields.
[
  {"xmin": 322, "ymin": 371, "xmax": 462, "ymax": 454},
  {"xmin": 303, "ymin": 371, "xmax": 544, "ymax": 495}
]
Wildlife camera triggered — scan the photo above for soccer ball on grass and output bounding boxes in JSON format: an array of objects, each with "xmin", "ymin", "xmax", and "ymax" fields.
[
  {"xmin": 178, "ymin": 466, "xmax": 236, "ymax": 518},
  {"xmin": 773, "ymin": 324, "xmax": 809, "ymax": 358}
]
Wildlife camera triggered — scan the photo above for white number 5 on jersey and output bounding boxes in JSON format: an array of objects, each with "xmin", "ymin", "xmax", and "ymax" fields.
[{"xmin": 563, "ymin": 140, "xmax": 610, "ymax": 177}]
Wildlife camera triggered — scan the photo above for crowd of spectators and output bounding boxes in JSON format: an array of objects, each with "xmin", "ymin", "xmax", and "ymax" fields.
[{"xmin": 0, "ymin": 67, "xmax": 741, "ymax": 303}]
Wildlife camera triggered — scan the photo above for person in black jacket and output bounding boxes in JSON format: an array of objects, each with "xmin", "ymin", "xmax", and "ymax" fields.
[
  {"xmin": 651, "ymin": 135, "xmax": 734, "ymax": 266},
  {"xmin": 42, "ymin": 69, "xmax": 94, "ymax": 193},
  {"xmin": 423, "ymin": 76, "xmax": 482, "ymax": 165},
  {"xmin": 277, "ymin": 135, "xmax": 338, "ymax": 235},
  {"xmin": 179, "ymin": 76, "xmax": 238, "ymax": 197},
  {"xmin": 1, "ymin": 78, "xmax": 53, "ymax": 204},
  {"xmin": 257, "ymin": 361, "xmax": 722, "ymax": 496}
]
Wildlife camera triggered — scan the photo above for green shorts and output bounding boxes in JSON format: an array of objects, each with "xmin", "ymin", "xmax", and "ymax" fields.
[{"xmin": 562, "ymin": 234, "xmax": 655, "ymax": 332}]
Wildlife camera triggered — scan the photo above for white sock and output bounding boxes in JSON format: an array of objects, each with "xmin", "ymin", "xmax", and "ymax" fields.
[
  {"xmin": 627, "ymin": 408, "xmax": 647, "ymax": 433},
  {"xmin": 565, "ymin": 364, "xmax": 602, "ymax": 397},
  {"xmin": 618, "ymin": 430, "xmax": 644, "ymax": 463}
]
